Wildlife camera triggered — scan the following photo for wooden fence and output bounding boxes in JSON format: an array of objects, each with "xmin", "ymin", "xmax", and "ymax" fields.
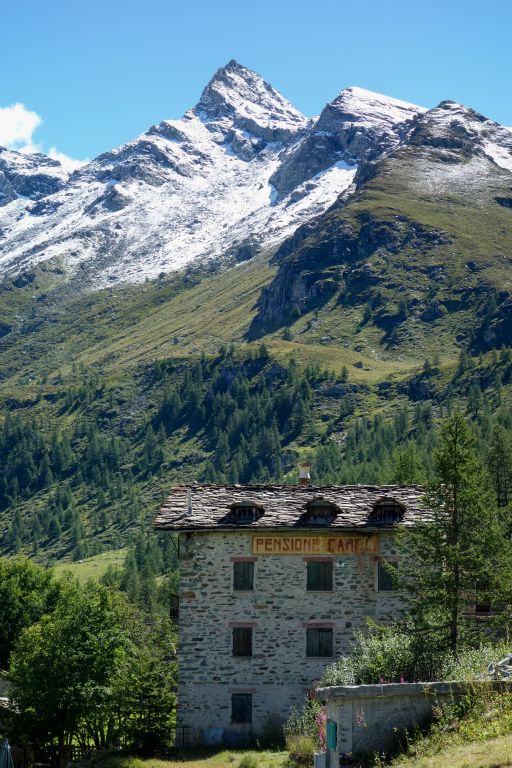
[{"xmin": 10, "ymin": 727, "xmax": 192, "ymax": 766}]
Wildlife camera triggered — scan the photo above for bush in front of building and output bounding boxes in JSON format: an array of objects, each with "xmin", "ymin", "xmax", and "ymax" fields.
[
  {"xmin": 320, "ymin": 627, "xmax": 512, "ymax": 686},
  {"xmin": 441, "ymin": 643, "xmax": 512, "ymax": 681},
  {"xmin": 320, "ymin": 626, "xmax": 439, "ymax": 685},
  {"xmin": 283, "ymin": 696, "xmax": 324, "ymax": 765}
]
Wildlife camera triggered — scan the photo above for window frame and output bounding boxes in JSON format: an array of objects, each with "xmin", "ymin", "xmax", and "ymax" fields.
[
  {"xmin": 228, "ymin": 501, "xmax": 264, "ymax": 524},
  {"xmin": 231, "ymin": 692, "xmax": 253, "ymax": 724},
  {"xmin": 232, "ymin": 626, "xmax": 253, "ymax": 657},
  {"xmin": 306, "ymin": 627, "xmax": 334, "ymax": 658},
  {"xmin": 377, "ymin": 559, "xmax": 398, "ymax": 592},
  {"xmin": 306, "ymin": 560, "xmax": 333, "ymax": 591},
  {"xmin": 233, "ymin": 560, "xmax": 255, "ymax": 591},
  {"xmin": 304, "ymin": 498, "xmax": 338, "ymax": 525}
]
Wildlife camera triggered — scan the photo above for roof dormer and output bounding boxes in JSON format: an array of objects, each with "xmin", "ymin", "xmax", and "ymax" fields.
[
  {"xmin": 304, "ymin": 497, "xmax": 338, "ymax": 526},
  {"xmin": 228, "ymin": 499, "xmax": 265, "ymax": 524},
  {"xmin": 369, "ymin": 497, "xmax": 405, "ymax": 526}
]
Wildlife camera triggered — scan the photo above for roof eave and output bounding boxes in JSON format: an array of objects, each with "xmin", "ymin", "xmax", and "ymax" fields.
[{"xmin": 153, "ymin": 523, "xmax": 407, "ymax": 534}]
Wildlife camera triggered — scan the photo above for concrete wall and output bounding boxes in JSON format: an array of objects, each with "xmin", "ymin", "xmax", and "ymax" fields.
[
  {"xmin": 177, "ymin": 529, "xmax": 404, "ymax": 744},
  {"xmin": 317, "ymin": 682, "xmax": 504, "ymax": 760}
]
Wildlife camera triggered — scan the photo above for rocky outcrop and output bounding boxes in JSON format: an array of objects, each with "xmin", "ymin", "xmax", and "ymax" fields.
[
  {"xmin": 248, "ymin": 206, "xmax": 453, "ymax": 336},
  {"xmin": 0, "ymin": 171, "xmax": 16, "ymax": 206},
  {"xmin": 407, "ymin": 101, "xmax": 512, "ymax": 166},
  {"xmin": 270, "ymin": 87, "xmax": 424, "ymax": 197},
  {"xmin": 474, "ymin": 292, "xmax": 512, "ymax": 351},
  {"xmin": 0, "ymin": 148, "xmax": 67, "ymax": 206},
  {"xmin": 84, "ymin": 187, "xmax": 131, "ymax": 217}
]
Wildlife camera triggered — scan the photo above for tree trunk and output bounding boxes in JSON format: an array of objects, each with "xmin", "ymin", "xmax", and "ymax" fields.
[{"xmin": 449, "ymin": 470, "xmax": 460, "ymax": 653}]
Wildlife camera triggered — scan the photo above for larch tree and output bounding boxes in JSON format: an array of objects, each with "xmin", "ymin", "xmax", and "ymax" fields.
[{"xmin": 397, "ymin": 411, "xmax": 512, "ymax": 654}]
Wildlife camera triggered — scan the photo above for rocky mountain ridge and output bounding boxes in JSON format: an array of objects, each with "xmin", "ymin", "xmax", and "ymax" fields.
[
  {"xmin": 250, "ymin": 99, "xmax": 512, "ymax": 350},
  {"xmin": 0, "ymin": 147, "xmax": 68, "ymax": 206},
  {"xmin": 269, "ymin": 86, "xmax": 425, "ymax": 198},
  {"xmin": 1, "ymin": 61, "xmax": 511, "ymax": 361},
  {"xmin": 0, "ymin": 61, "xmax": 428, "ymax": 288}
]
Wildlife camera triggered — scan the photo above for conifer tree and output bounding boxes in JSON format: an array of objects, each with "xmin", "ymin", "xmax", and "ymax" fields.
[
  {"xmin": 397, "ymin": 412, "xmax": 512, "ymax": 653},
  {"xmin": 38, "ymin": 454, "xmax": 54, "ymax": 488},
  {"xmin": 487, "ymin": 425, "xmax": 512, "ymax": 510},
  {"xmin": 48, "ymin": 515, "xmax": 62, "ymax": 540},
  {"xmin": 389, "ymin": 444, "xmax": 423, "ymax": 485}
]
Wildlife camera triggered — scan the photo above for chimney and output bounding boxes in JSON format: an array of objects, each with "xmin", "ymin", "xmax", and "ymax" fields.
[
  {"xmin": 187, "ymin": 488, "xmax": 192, "ymax": 515},
  {"xmin": 299, "ymin": 462, "xmax": 311, "ymax": 486}
]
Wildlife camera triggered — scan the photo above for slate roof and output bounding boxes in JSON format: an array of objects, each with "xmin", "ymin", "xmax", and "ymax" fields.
[{"xmin": 154, "ymin": 484, "xmax": 428, "ymax": 532}]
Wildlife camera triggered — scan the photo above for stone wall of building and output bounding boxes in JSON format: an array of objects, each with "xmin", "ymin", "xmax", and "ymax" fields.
[
  {"xmin": 318, "ymin": 682, "xmax": 509, "ymax": 760},
  {"xmin": 177, "ymin": 529, "xmax": 404, "ymax": 744}
]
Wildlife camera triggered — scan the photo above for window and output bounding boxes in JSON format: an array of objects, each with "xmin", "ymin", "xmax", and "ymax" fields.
[
  {"xmin": 306, "ymin": 628, "xmax": 333, "ymax": 657},
  {"xmin": 233, "ymin": 627, "xmax": 252, "ymax": 656},
  {"xmin": 169, "ymin": 593, "xmax": 179, "ymax": 619},
  {"xmin": 370, "ymin": 498, "xmax": 405, "ymax": 526},
  {"xmin": 305, "ymin": 498, "xmax": 337, "ymax": 525},
  {"xmin": 307, "ymin": 561, "xmax": 333, "ymax": 591},
  {"xmin": 377, "ymin": 560, "xmax": 398, "ymax": 592},
  {"xmin": 229, "ymin": 500, "xmax": 264, "ymax": 523},
  {"xmin": 233, "ymin": 561, "xmax": 254, "ymax": 590},
  {"xmin": 231, "ymin": 693, "xmax": 252, "ymax": 724}
]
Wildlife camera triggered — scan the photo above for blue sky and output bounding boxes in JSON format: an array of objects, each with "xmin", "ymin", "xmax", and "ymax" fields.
[{"xmin": 2, "ymin": 0, "xmax": 511, "ymax": 164}]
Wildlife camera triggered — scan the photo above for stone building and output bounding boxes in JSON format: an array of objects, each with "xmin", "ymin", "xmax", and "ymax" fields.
[{"xmin": 155, "ymin": 476, "xmax": 426, "ymax": 745}]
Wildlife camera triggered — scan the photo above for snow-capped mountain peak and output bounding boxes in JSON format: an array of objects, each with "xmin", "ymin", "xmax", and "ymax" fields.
[
  {"xmin": 269, "ymin": 86, "xmax": 425, "ymax": 198},
  {"xmin": 3, "ymin": 66, "xmax": 508, "ymax": 292},
  {"xmin": 322, "ymin": 86, "xmax": 426, "ymax": 129},
  {"xmin": 193, "ymin": 59, "xmax": 307, "ymax": 140},
  {"xmin": 408, "ymin": 100, "xmax": 512, "ymax": 173},
  {"xmin": 0, "ymin": 62, "xmax": 357, "ymax": 285}
]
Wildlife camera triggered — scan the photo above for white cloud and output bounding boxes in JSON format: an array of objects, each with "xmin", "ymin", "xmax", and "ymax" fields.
[
  {"xmin": 48, "ymin": 147, "xmax": 87, "ymax": 171},
  {"xmin": 0, "ymin": 101, "xmax": 86, "ymax": 170},
  {"xmin": 0, "ymin": 103, "xmax": 42, "ymax": 149}
]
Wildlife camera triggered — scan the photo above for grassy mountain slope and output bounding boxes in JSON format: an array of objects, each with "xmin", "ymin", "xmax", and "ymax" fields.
[
  {"xmin": 1, "ymin": 259, "xmax": 511, "ymax": 567},
  {"xmin": 0, "ymin": 246, "xmax": 428, "ymax": 564},
  {"xmin": 251, "ymin": 103, "xmax": 512, "ymax": 358},
  {"xmin": 1, "ymin": 105, "xmax": 512, "ymax": 566}
]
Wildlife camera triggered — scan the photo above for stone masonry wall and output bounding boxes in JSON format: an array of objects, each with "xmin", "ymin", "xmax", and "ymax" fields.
[
  {"xmin": 319, "ymin": 682, "xmax": 510, "ymax": 759},
  {"xmin": 177, "ymin": 529, "xmax": 403, "ymax": 744}
]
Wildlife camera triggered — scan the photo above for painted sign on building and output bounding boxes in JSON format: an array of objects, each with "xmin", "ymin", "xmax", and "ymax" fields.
[{"xmin": 252, "ymin": 534, "xmax": 379, "ymax": 556}]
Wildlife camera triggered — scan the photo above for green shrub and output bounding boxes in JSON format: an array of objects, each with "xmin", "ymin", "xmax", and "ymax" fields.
[
  {"xmin": 320, "ymin": 629, "xmax": 511, "ymax": 686},
  {"xmin": 441, "ymin": 642, "xmax": 512, "ymax": 681},
  {"xmin": 283, "ymin": 696, "xmax": 323, "ymax": 762},
  {"xmin": 321, "ymin": 627, "xmax": 441, "ymax": 685},
  {"xmin": 320, "ymin": 654, "xmax": 355, "ymax": 686},
  {"xmin": 238, "ymin": 754, "xmax": 259, "ymax": 768}
]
